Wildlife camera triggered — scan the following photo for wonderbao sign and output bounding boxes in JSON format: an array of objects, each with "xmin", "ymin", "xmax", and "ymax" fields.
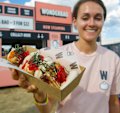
[{"xmin": 35, "ymin": 2, "xmax": 72, "ymax": 24}]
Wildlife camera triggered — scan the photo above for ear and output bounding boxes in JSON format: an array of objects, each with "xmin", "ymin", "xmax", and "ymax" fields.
[{"xmin": 72, "ymin": 17, "xmax": 77, "ymax": 29}]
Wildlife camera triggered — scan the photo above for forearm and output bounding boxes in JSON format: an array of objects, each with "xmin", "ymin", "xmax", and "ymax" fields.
[
  {"xmin": 109, "ymin": 104, "xmax": 120, "ymax": 113},
  {"xmin": 35, "ymin": 100, "xmax": 52, "ymax": 113},
  {"xmin": 109, "ymin": 95, "xmax": 120, "ymax": 113},
  {"xmin": 34, "ymin": 93, "xmax": 58, "ymax": 113}
]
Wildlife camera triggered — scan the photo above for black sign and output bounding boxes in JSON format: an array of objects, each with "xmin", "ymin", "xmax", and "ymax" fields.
[
  {"xmin": 21, "ymin": 8, "xmax": 33, "ymax": 16},
  {"xmin": 0, "ymin": 5, "xmax": 2, "ymax": 13},
  {"xmin": 61, "ymin": 34, "xmax": 79, "ymax": 41},
  {"xmin": 5, "ymin": 6, "xmax": 19, "ymax": 15},
  {"xmin": 0, "ymin": 31, "xmax": 49, "ymax": 40},
  {"xmin": 36, "ymin": 22, "xmax": 71, "ymax": 32}
]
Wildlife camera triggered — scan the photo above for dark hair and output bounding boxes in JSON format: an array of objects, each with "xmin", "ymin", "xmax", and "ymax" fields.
[{"xmin": 72, "ymin": 0, "xmax": 107, "ymax": 20}]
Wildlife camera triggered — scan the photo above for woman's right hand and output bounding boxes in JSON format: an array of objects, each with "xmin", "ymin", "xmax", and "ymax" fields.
[
  {"xmin": 10, "ymin": 69, "xmax": 47, "ymax": 103},
  {"xmin": 11, "ymin": 69, "xmax": 59, "ymax": 113}
]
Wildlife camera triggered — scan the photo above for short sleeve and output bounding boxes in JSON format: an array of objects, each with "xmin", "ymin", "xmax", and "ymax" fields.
[{"xmin": 110, "ymin": 55, "xmax": 120, "ymax": 95}]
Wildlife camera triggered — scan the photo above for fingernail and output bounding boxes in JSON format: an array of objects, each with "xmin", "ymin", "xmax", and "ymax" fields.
[{"xmin": 31, "ymin": 85, "xmax": 36, "ymax": 90}]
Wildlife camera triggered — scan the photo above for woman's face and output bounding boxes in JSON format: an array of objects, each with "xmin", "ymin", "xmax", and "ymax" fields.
[{"xmin": 73, "ymin": 1, "xmax": 104, "ymax": 42}]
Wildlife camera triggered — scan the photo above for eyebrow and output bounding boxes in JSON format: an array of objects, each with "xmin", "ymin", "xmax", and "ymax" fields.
[
  {"xmin": 81, "ymin": 13, "xmax": 103, "ymax": 17},
  {"xmin": 95, "ymin": 13, "xmax": 103, "ymax": 17}
]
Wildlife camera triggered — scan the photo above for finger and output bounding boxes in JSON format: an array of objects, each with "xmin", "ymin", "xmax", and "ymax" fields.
[
  {"xmin": 18, "ymin": 74, "xmax": 29, "ymax": 88},
  {"xmin": 18, "ymin": 79, "xmax": 29, "ymax": 88},
  {"xmin": 27, "ymin": 85, "xmax": 38, "ymax": 93},
  {"xmin": 11, "ymin": 69, "xmax": 19, "ymax": 80}
]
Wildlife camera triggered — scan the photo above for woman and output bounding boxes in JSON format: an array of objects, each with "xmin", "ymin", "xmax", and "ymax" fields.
[{"xmin": 11, "ymin": 0, "xmax": 120, "ymax": 113}]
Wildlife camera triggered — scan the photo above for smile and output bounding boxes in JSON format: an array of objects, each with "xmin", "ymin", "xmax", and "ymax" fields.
[{"xmin": 86, "ymin": 29, "xmax": 97, "ymax": 33}]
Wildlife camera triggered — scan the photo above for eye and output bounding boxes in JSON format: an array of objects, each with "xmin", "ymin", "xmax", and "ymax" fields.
[
  {"xmin": 82, "ymin": 15, "xmax": 89, "ymax": 21},
  {"xmin": 82, "ymin": 17, "xmax": 88, "ymax": 21},
  {"xmin": 95, "ymin": 14, "xmax": 103, "ymax": 21},
  {"xmin": 95, "ymin": 17, "xmax": 102, "ymax": 21}
]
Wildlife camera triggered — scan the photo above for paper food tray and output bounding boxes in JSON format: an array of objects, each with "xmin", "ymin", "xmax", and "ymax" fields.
[{"xmin": 19, "ymin": 66, "xmax": 85, "ymax": 101}]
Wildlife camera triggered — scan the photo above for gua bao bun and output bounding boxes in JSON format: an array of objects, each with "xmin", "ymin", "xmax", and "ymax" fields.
[
  {"xmin": 34, "ymin": 57, "xmax": 68, "ymax": 89},
  {"xmin": 7, "ymin": 46, "xmax": 29, "ymax": 66},
  {"xmin": 19, "ymin": 52, "xmax": 44, "ymax": 75}
]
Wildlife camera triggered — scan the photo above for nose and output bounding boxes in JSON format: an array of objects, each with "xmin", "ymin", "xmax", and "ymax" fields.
[{"xmin": 88, "ymin": 18, "xmax": 96, "ymax": 26}]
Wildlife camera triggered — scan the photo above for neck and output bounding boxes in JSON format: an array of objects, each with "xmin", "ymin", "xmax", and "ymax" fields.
[{"xmin": 75, "ymin": 39, "xmax": 97, "ymax": 54}]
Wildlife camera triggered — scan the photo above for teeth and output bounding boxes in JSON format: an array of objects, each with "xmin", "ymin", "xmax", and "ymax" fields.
[{"xmin": 86, "ymin": 29, "xmax": 96, "ymax": 32}]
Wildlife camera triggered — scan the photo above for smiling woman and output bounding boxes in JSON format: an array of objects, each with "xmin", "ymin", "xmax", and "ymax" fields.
[{"xmin": 9, "ymin": 0, "xmax": 120, "ymax": 113}]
